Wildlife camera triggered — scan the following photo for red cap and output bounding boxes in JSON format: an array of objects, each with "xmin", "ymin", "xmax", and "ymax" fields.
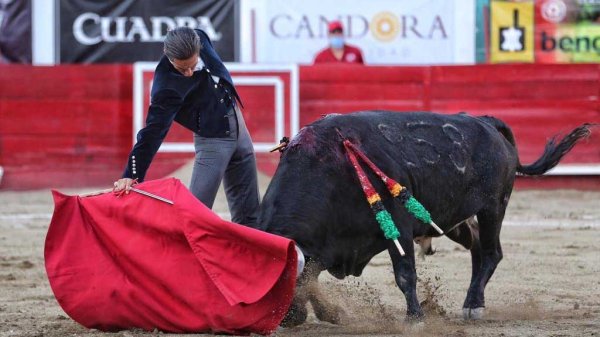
[{"xmin": 328, "ymin": 20, "xmax": 343, "ymax": 33}]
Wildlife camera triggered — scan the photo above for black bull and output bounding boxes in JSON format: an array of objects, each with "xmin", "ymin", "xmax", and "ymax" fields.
[{"xmin": 256, "ymin": 111, "xmax": 592, "ymax": 325}]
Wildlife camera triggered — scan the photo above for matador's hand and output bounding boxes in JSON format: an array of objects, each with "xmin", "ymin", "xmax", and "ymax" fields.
[{"xmin": 113, "ymin": 178, "xmax": 137, "ymax": 195}]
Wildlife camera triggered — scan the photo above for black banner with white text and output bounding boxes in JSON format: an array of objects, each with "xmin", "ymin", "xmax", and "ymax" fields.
[{"xmin": 58, "ymin": 0, "xmax": 236, "ymax": 63}]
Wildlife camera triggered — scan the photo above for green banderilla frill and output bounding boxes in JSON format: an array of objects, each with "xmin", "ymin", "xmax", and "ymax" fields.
[
  {"xmin": 394, "ymin": 187, "xmax": 443, "ymax": 234},
  {"xmin": 375, "ymin": 209, "xmax": 400, "ymax": 240},
  {"xmin": 375, "ymin": 209, "xmax": 406, "ymax": 256},
  {"xmin": 404, "ymin": 196, "xmax": 432, "ymax": 224}
]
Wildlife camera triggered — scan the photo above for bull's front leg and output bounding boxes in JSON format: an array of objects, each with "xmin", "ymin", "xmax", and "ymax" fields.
[
  {"xmin": 281, "ymin": 259, "xmax": 347, "ymax": 327},
  {"xmin": 307, "ymin": 274, "xmax": 347, "ymax": 324},
  {"xmin": 280, "ymin": 261, "xmax": 314, "ymax": 327},
  {"xmin": 388, "ymin": 235, "xmax": 423, "ymax": 319},
  {"xmin": 302, "ymin": 261, "xmax": 347, "ymax": 324}
]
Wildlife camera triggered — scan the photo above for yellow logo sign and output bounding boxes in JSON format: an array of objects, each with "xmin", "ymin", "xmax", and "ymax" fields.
[{"xmin": 490, "ymin": 1, "xmax": 534, "ymax": 63}]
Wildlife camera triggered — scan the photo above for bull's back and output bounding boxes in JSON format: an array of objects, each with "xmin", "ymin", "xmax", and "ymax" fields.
[
  {"xmin": 315, "ymin": 111, "xmax": 517, "ymax": 179},
  {"xmin": 312, "ymin": 111, "xmax": 518, "ymax": 224}
]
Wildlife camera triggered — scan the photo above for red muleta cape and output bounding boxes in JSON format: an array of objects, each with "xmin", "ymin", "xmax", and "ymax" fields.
[{"xmin": 44, "ymin": 178, "xmax": 296, "ymax": 335}]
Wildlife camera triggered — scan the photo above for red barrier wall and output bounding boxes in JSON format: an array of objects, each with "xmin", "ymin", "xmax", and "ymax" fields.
[
  {"xmin": 0, "ymin": 64, "xmax": 599, "ymax": 190},
  {"xmin": 0, "ymin": 65, "xmax": 135, "ymax": 189},
  {"xmin": 300, "ymin": 64, "xmax": 600, "ymax": 189}
]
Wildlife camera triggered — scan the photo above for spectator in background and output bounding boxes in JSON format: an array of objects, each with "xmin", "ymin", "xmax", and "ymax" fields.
[{"xmin": 313, "ymin": 20, "xmax": 364, "ymax": 64}]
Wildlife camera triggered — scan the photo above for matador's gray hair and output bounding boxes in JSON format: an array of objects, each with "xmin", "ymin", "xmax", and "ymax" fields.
[{"xmin": 163, "ymin": 27, "xmax": 201, "ymax": 61}]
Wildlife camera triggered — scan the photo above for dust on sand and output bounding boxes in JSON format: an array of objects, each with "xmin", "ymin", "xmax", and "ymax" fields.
[{"xmin": 1, "ymin": 165, "xmax": 599, "ymax": 336}]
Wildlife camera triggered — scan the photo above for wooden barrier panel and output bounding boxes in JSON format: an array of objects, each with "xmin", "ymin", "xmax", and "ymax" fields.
[
  {"xmin": 0, "ymin": 64, "xmax": 598, "ymax": 190},
  {"xmin": 299, "ymin": 64, "xmax": 600, "ymax": 164},
  {"xmin": 0, "ymin": 65, "xmax": 134, "ymax": 189}
]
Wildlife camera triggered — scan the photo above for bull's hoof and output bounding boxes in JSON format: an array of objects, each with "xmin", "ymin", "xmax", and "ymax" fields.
[
  {"xmin": 281, "ymin": 304, "xmax": 308, "ymax": 327},
  {"xmin": 314, "ymin": 304, "xmax": 348, "ymax": 325},
  {"xmin": 462, "ymin": 307, "xmax": 485, "ymax": 320},
  {"xmin": 404, "ymin": 311, "xmax": 425, "ymax": 322}
]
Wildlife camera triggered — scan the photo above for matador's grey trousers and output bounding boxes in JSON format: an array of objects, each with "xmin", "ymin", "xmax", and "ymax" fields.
[{"xmin": 189, "ymin": 106, "xmax": 260, "ymax": 227}]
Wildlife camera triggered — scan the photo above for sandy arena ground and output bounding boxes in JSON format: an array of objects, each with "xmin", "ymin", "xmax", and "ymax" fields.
[{"xmin": 1, "ymin": 162, "xmax": 599, "ymax": 337}]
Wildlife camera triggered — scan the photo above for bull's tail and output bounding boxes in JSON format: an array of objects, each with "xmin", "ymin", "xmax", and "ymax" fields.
[
  {"xmin": 478, "ymin": 116, "xmax": 593, "ymax": 176},
  {"xmin": 517, "ymin": 124, "xmax": 592, "ymax": 176}
]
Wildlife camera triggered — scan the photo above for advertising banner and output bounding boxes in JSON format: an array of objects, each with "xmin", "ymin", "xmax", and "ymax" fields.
[
  {"xmin": 58, "ymin": 0, "xmax": 236, "ymax": 63},
  {"xmin": 535, "ymin": 0, "xmax": 600, "ymax": 63},
  {"xmin": 240, "ymin": 0, "xmax": 475, "ymax": 65},
  {"xmin": 490, "ymin": 0, "xmax": 535, "ymax": 63},
  {"xmin": 0, "ymin": 0, "xmax": 31, "ymax": 63}
]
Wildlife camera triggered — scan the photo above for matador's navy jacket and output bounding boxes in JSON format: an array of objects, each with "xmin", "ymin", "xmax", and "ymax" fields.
[{"xmin": 123, "ymin": 29, "xmax": 242, "ymax": 181}]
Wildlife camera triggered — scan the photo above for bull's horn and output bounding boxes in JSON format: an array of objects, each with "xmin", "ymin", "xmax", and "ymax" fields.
[{"xmin": 294, "ymin": 244, "xmax": 305, "ymax": 278}]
